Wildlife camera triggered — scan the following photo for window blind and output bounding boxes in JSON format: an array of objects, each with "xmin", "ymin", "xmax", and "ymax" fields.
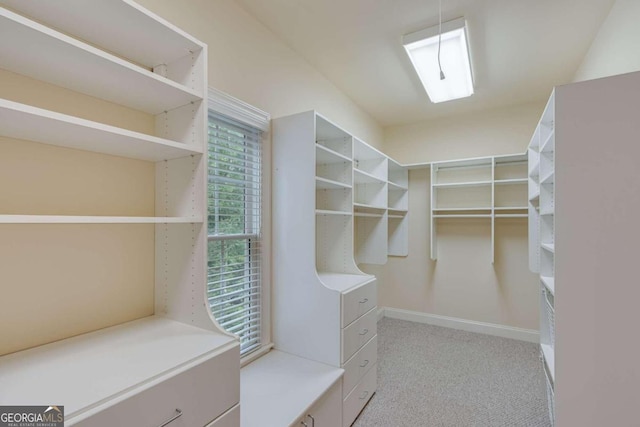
[{"xmin": 207, "ymin": 112, "xmax": 262, "ymax": 356}]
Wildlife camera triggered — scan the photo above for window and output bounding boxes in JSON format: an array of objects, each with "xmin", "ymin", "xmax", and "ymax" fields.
[{"xmin": 207, "ymin": 109, "xmax": 264, "ymax": 357}]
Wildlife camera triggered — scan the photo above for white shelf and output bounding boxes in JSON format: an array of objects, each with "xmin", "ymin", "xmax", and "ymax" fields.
[
  {"xmin": 355, "ymin": 212, "xmax": 384, "ymax": 218},
  {"xmin": 434, "ymin": 207, "xmax": 492, "ymax": 211},
  {"xmin": 0, "ymin": 8, "xmax": 202, "ymax": 115},
  {"xmin": 316, "ymin": 209, "xmax": 352, "ymax": 216},
  {"xmin": 0, "ymin": 0, "xmax": 204, "ymax": 67},
  {"xmin": 388, "ymin": 214, "xmax": 405, "ymax": 219},
  {"xmin": 433, "ymin": 180, "xmax": 492, "ymax": 188},
  {"xmin": 0, "ymin": 99, "xmax": 203, "ymax": 161},
  {"xmin": 541, "ymin": 276, "xmax": 555, "ymax": 295},
  {"xmin": 541, "ymin": 171, "xmax": 555, "ymax": 185},
  {"xmin": 0, "ymin": 215, "xmax": 203, "ymax": 224},
  {"xmin": 353, "ymin": 203, "xmax": 386, "ymax": 214},
  {"xmin": 317, "ymin": 272, "xmax": 375, "ymax": 293},
  {"xmin": 433, "ymin": 214, "xmax": 492, "ymax": 218},
  {"xmin": 541, "ymin": 130, "xmax": 555, "ymax": 153},
  {"xmin": 316, "ymin": 176, "xmax": 352, "ymax": 190},
  {"xmin": 540, "ymin": 207, "xmax": 555, "ymax": 216},
  {"xmin": 387, "ymin": 181, "xmax": 408, "ymax": 191},
  {"xmin": 494, "ymin": 206, "xmax": 528, "ymax": 211},
  {"xmin": 0, "ymin": 316, "xmax": 236, "ymax": 418},
  {"xmin": 354, "ymin": 168, "xmax": 386, "ymax": 184},
  {"xmin": 241, "ymin": 350, "xmax": 343, "ymax": 427},
  {"xmin": 387, "ymin": 208, "xmax": 408, "ymax": 215},
  {"xmin": 495, "ymin": 178, "xmax": 528, "ymax": 185},
  {"xmin": 316, "ymin": 144, "xmax": 352, "ymax": 164},
  {"xmin": 541, "ymin": 243, "xmax": 555, "ymax": 253},
  {"xmin": 495, "ymin": 214, "xmax": 528, "ymax": 218},
  {"xmin": 529, "ymin": 190, "xmax": 541, "ymax": 202},
  {"xmin": 541, "ymin": 343, "xmax": 555, "ymax": 383}
]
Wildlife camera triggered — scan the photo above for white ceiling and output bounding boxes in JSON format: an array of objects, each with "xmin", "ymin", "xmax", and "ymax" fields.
[{"xmin": 235, "ymin": 0, "xmax": 615, "ymax": 127}]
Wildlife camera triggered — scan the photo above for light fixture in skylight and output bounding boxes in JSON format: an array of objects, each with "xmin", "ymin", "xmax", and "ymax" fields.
[{"xmin": 403, "ymin": 18, "xmax": 474, "ymax": 103}]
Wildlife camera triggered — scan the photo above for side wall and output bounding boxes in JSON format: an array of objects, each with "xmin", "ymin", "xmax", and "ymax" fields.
[
  {"xmin": 135, "ymin": 0, "xmax": 383, "ymax": 148},
  {"xmin": 366, "ymin": 102, "xmax": 544, "ymax": 331},
  {"xmin": 573, "ymin": 0, "xmax": 640, "ymax": 82}
]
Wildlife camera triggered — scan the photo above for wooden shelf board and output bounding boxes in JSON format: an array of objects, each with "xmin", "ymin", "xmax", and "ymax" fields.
[
  {"xmin": 433, "ymin": 180, "xmax": 492, "ymax": 188},
  {"xmin": 0, "ymin": 316, "xmax": 236, "ymax": 418},
  {"xmin": 541, "ymin": 243, "xmax": 555, "ymax": 253},
  {"xmin": 541, "ymin": 171, "xmax": 555, "ymax": 184},
  {"xmin": 316, "ymin": 209, "xmax": 352, "ymax": 216},
  {"xmin": 434, "ymin": 207, "xmax": 491, "ymax": 211},
  {"xmin": 353, "ymin": 203, "xmax": 386, "ymax": 214},
  {"xmin": 0, "ymin": 9, "xmax": 202, "ymax": 115},
  {"xmin": 0, "ymin": 99, "xmax": 202, "ymax": 161},
  {"xmin": 315, "ymin": 176, "xmax": 352, "ymax": 190},
  {"xmin": 0, "ymin": 215, "xmax": 203, "ymax": 224},
  {"xmin": 1, "ymin": 0, "xmax": 204, "ymax": 68},
  {"xmin": 317, "ymin": 272, "xmax": 375, "ymax": 293},
  {"xmin": 433, "ymin": 214, "xmax": 491, "ymax": 218},
  {"xmin": 494, "ymin": 206, "xmax": 528, "ymax": 211},
  {"xmin": 354, "ymin": 168, "xmax": 386, "ymax": 185},
  {"xmin": 541, "ymin": 276, "xmax": 555, "ymax": 295},
  {"xmin": 495, "ymin": 178, "xmax": 528, "ymax": 185},
  {"xmin": 315, "ymin": 144, "xmax": 351, "ymax": 164},
  {"xmin": 541, "ymin": 343, "xmax": 555, "ymax": 383},
  {"xmin": 387, "ymin": 181, "xmax": 408, "ymax": 191}
]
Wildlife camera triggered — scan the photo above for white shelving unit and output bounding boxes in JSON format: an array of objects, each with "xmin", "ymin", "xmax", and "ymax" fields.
[
  {"xmin": 528, "ymin": 71, "xmax": 640, "ymax": 427},
  {"xmin": 429, "ymin": 153, "xmax": 528, "ymax": 263},
  {"xmin": 0, "ymin": 2, "xmax": 239, "ymax": 425},
  {"xmin": 273, "ymin": 111, "xmax": 380, "ymax": 426}
]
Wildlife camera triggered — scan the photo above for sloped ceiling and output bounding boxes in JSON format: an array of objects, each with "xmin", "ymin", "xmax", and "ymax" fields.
[{"xmin": 236, "ymin": 0, "xmax": 614, "ymax": 126}]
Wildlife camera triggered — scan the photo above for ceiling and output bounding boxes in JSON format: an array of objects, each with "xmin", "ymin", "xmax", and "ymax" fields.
[{"xmin": 235, "ymin": 0, "xmax": 615, "ymax": 127}]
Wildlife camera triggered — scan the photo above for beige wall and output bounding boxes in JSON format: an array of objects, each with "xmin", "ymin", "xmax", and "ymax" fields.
[
  {"xmin": 361, "ymin": 102, "xmax": 545, "ymax": 331},
  {"xmin": 573, "ymin": 0, "xmax": 640, "ymax": 82},
  {"xmin": 0, "ymin": 73, "xmax": 157, "ymax": 355},
  {"xmin": 136, "ymin": 0, "xmax": 383, "ymax": 148},
  {"xmin": 383, "ymin": 101, "xmax": 546, "ymax": 165}
]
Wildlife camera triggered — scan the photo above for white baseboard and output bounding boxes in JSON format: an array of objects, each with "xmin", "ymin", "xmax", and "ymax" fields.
[
  {"xmin": 382, "ymin": 307, "xmax": 539, "ymax": 343},
  {"xmin": 376, "ymin": 307, "xmax": 385, "ymax": 322}
]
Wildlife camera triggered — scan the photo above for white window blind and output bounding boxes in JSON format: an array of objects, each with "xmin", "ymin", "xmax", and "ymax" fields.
[{"xmin": 207, "ymin": 111, "xmax": 262, "ymax": 356}]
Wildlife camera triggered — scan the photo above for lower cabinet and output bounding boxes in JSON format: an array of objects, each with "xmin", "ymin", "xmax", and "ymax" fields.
[
  {"xmin": 294, "ymin": 381, "xmax": 342, "ymax": 427},
  {"xmin": 206, "ymin": 405, "xmax": 240, "ymax": 427},
  {"xmin": 75, "ymin": 345, "xmax": 239, "ymax": 427},
  {"xmin": 343, "ymin": 365, "xmax": 377, "ymax": 427}
]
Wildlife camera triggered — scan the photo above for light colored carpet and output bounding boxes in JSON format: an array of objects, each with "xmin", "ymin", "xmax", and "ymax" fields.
[{"xmin": 353, "ymin": 318, "xmax": 551, "ymax": 427}]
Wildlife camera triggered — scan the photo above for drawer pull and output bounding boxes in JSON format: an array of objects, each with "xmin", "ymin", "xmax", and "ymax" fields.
[
  {"xmin": 300, "ymin": 421, "xmax": 308, "ymax": 427},
  {"xmin": 359, "ymin": 298, "xmax": 369, "ymax": 304},
  {"xmin": 360, "ymin": 359, "xmax": 370, "ymax": 368},
  {"xmin": 308, "ymin": 414, "xmax": 315, "ymax": 427},
  {"xmin": 359, "ymin": 328, "xmax": 369, "ymax": 336},
  {"xmin": 158, "ymin": 409, "xmax": 182, "ymax": 427},
  {"xmin": 359, "ymin": 391, "xmax": 369, "ymax": 400}
]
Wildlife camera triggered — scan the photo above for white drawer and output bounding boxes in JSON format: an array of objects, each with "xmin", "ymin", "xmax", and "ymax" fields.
[
  {"xmin": 342, "ymin": 363, "xmax": 376, "ymax": 427},
  {"xmin": 342, "ymin": 335, "xmax": 377, "ymax": 399},
  {"xmin": 341, "ymin": 308, "xmax": 377, "ymax": 363},
  {"xmin": 76, "ymin": 344, "xmax": 239, "ymax": 427},
  {"xmin": 342, "ymin": 279, "xmax": 377, "ymax": 327},
  {"xmin": 206, "ymin": 404, "xmax": 239, "ymax": 427}
]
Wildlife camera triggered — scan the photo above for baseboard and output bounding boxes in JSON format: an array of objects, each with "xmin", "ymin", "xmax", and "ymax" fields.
[
  {"xmin": 382, "ymin": 307, "xmax": 539, "ymax": 343},
  {"xmin": 376, "ymin": 307, "xmax": 386, "ymax": 322}
]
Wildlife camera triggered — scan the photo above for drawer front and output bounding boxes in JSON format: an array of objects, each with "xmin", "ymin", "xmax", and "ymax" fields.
[
  {"xmin": 342, "ymin": 335, "xmax": 377, "ymax": 399},
  {"xmin": 292, "ymin": 380, "xmax": 342, "ymax": 427},
  {"xmin": 342, "ymin": 363, "xmax": 377, "ymax": 427},
  {"xmin": 341, "ymin": 308, "xmax": 377, "ymax": 363},
  {"xmin": 206, "ymin": 404, "xmax": 240, "ymax": 427},
  {"xmin": 76, "ymin": 344, "xmax": 240, "ymax": 427},
  {"xmin": 342, "ymin": 280, "xmax": 377, "ymax": 327}
]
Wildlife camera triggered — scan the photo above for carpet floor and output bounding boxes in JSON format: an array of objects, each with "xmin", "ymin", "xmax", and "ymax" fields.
[{"xmin": 353, "ymin": 318, "xmax": 551, "ymax": 427}]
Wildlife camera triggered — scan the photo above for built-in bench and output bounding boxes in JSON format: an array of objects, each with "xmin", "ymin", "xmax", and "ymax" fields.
[{"xmin": 241, "ymin": 350, "xmax": 343, "ymax": 427}]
